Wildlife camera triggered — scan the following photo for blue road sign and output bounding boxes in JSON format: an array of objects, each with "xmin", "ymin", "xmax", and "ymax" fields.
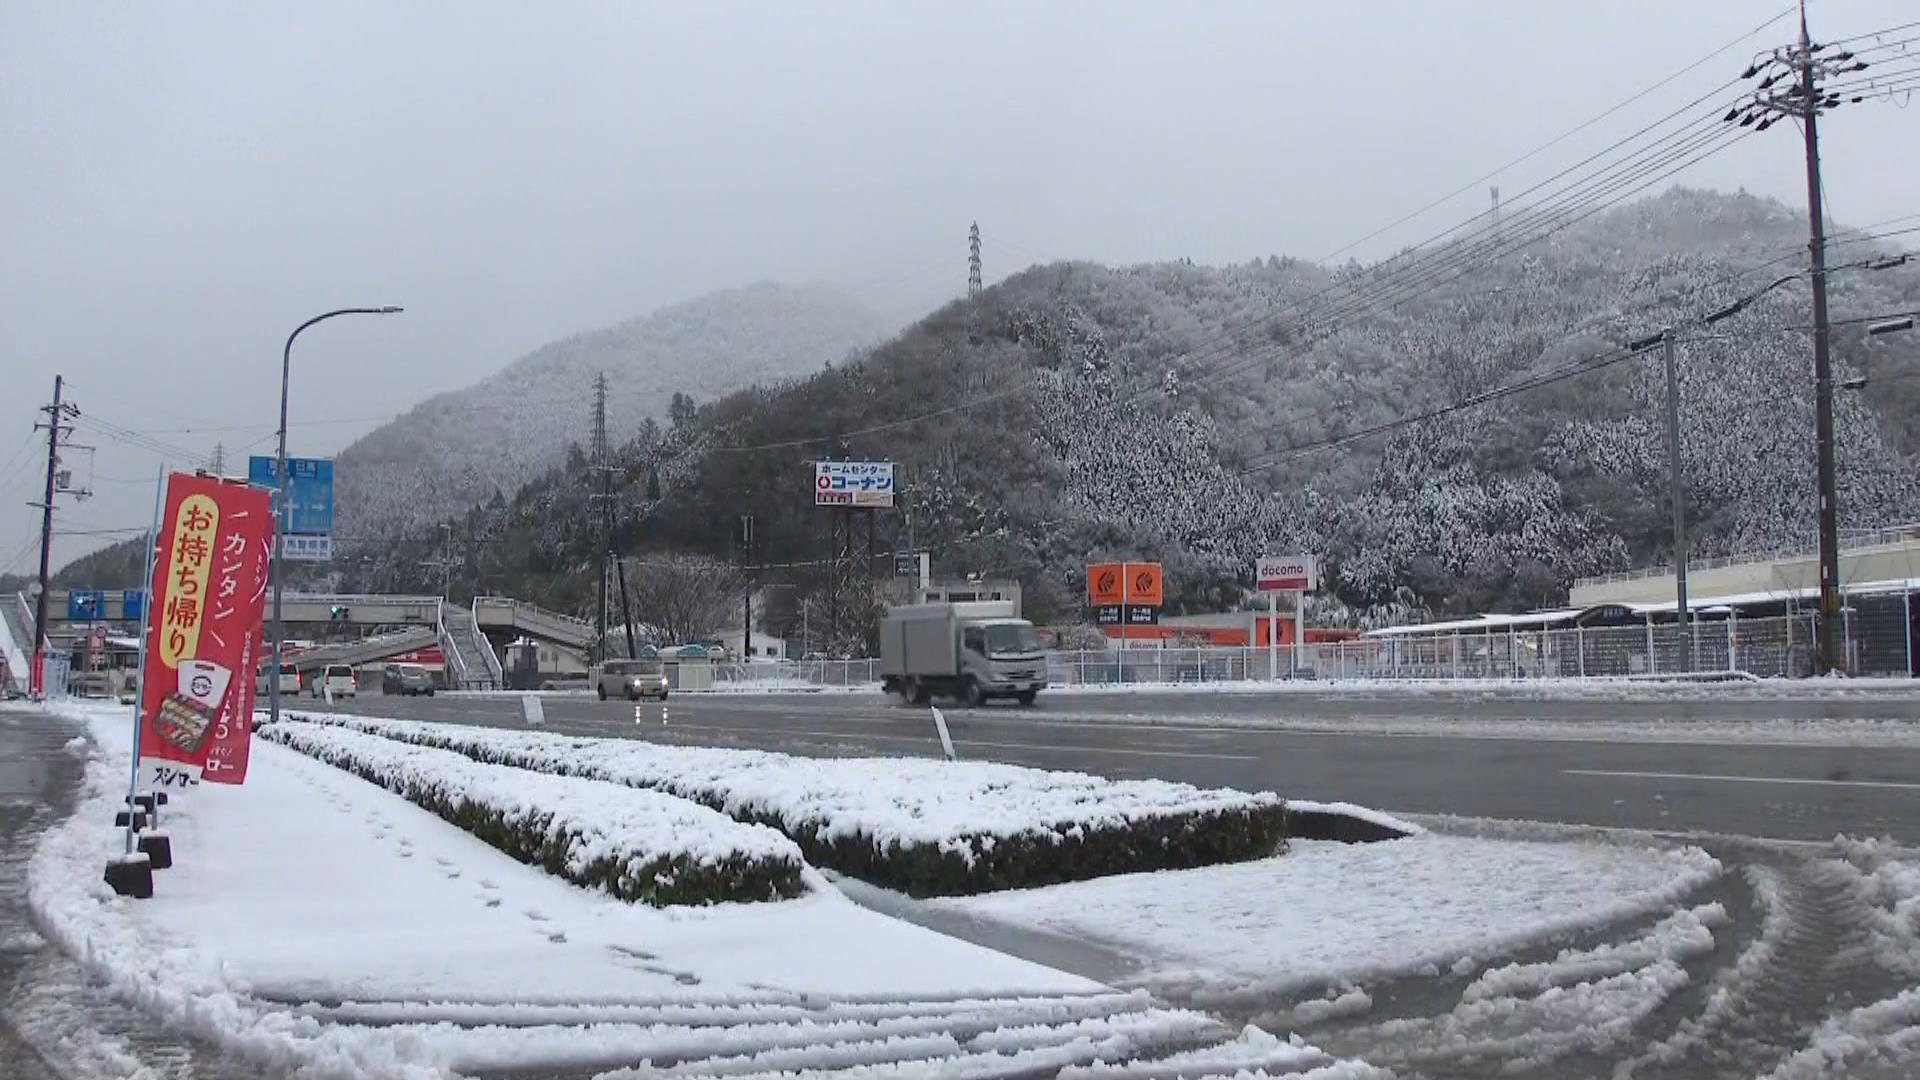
[
  {"xmin": 67, "ymin": 590, "xmax": 104, "ymax": 621},
  {"xmin": 122, "ymin": 590, "xmax": 145, "ymax": 620},
  {"xmin": 249, "ymin": 455, "xmax": 334, "ymax": 559}
]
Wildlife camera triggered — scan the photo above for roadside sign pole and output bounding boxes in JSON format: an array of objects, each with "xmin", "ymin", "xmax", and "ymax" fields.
[
  {"xmin": 122, "ymin": 465, "xmax": 165, "ymax": 858},
  {"xmin": 1267, "ymin": 589, "xmax": 1277, "ymax": 681},
  {"xmin": 1293, "ymin": 589, "xmax": 1304, "ymax": 680}
]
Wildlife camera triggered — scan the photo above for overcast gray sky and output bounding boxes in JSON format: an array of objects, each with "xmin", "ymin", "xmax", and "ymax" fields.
[{"xmin": 3, "ymin": 1, "xmax": 1916, "ymax": 571}]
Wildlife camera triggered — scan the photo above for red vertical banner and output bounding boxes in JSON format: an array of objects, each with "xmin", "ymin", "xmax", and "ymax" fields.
[{"xmin": 137, "ymin": 473, "xmax": 273, "ymax": 787}]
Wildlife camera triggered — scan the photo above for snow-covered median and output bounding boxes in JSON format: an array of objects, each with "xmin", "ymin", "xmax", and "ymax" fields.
[
  {"xmin": 931, "ymin": 832, "xmax": 1722, "ymax": 1003},
  {"xmin": 280, "ymin": 712, "xmax": 1290, "ymax": 896},
  {"xmin": 259, "ymin": 720, "xmax": 805, "ymax": 905},
  {"xmin": 43, "ymin": 705, "xmax": 1321, "ymax": 1077}
]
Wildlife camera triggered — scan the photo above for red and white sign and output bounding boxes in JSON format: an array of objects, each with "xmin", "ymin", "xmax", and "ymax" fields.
[
  {"xmin": 386, "ymin": 645, "xmax": 446, "ymax": 666},
  {"xmin": 1256, "ymin": 555, "xmax": 1317, "ymax": 593},
  {"xmin": 136, "ymin": 473, "xmax": 273, "ymax": 788}
]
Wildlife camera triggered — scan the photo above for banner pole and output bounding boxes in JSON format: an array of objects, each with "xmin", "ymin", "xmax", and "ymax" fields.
[{"xmin": 123, "ymin": 466, "xmax": 166, "ymax": 857}]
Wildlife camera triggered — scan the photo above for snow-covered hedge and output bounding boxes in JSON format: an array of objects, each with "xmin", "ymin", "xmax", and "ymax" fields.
[
  {"xmin": 277, "ymin": 713, "xmax": 1288, "ymax": 897},
  {"xmin": 259, "ymin": 721, "xmax": 806, "ymax": 906}
]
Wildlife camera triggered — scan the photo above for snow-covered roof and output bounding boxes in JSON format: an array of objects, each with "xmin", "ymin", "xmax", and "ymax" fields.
[{"xmin": 1366, "ymin": 576, "xmax": 1920, "ymax": 638}]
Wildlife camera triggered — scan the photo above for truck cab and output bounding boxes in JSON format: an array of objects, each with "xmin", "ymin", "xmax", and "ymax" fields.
[{"xmin": 880, "ymin": 601, "xmax": 1048, "ymax": 707}]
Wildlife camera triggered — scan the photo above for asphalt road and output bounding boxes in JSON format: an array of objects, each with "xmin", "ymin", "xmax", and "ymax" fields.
[{"xmin": 295, "ymin": 687, "xmax": 1920, "ymax": 845}]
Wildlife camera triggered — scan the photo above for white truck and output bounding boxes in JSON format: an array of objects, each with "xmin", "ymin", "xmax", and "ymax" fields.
[{"xmin": 879, "ymin": 601, "xmax": 1047, "ymax": 707}]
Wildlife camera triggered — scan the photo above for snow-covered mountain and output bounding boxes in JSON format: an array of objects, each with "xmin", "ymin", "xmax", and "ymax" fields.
[{"xmin": 332, "ymin": 282, "xmax": 886, "ymax": 536}]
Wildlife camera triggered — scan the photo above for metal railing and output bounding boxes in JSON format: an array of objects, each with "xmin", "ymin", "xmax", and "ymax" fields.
[
  {"xmin": 1575, "ymin": 522, "xmax": 1920, "ymax": 589},
  {"xmin": 701, "ymin": 606, "xmax": 1913, "ymax": 690},
  {"xmin": 472, "ymin": 596, "xmax": 594, "ymax": 649}
]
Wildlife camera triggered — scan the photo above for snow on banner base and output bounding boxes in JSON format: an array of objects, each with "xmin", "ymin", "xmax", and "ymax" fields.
[
  {"xmin": 136, "ymin": 472, "xmax": 272, "ymax": 786},
  {"xmin": 275, "ymin": 713, "xmax": 1290, "ymax": 897},
  {"xmin": 259, "ymin": 721, "xmax": 806, "ymax": 905}
]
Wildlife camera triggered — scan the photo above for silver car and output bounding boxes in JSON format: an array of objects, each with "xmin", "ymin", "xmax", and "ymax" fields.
[{"xmin": 595, "ymin": 658, "xmax": 668, "ymax": 701}]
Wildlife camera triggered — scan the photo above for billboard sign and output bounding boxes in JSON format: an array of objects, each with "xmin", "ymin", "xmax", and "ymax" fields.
[
  {"xmin": 248, "ymin": 455, "xmax": 334, "ymax": 560},
  {"xmin": 136, "ymin": 473, "xmax": 273, "ymax": 788},
  {"xmin": 1086, "ymin": 561, "xmax": 1163, "ymax": 608},
  {"xmin": 1256, "ymin": 555, "xmax": 1317, "ymax": 592},
  {"xmin": 814, "ymin": 461, "xmax": 895, "ymax": 508}
]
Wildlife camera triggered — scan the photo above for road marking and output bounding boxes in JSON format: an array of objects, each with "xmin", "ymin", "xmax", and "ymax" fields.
[
  {"xmin": 657, "ymin": 722, "xmax": 1258, "ymax": 761},
  {"xmin": 1565, "ymin": 768, "xmax": 1920, "ymax": 791}
]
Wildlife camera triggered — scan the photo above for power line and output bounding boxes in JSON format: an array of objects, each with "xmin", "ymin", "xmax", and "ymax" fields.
[{"xmin": 1315, "ymin": 2, "xmax": 1796, "ymax": 264}]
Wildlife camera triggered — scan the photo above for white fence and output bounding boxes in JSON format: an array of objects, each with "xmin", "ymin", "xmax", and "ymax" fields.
[{"xmin": 708, "ymin": 609, "xmax": 1914, "ymax": 690}]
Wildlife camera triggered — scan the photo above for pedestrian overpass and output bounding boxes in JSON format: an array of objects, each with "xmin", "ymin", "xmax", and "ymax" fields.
[{"xmin": 25, "ymin": 589, "xmax": 596, "ymax": 691}]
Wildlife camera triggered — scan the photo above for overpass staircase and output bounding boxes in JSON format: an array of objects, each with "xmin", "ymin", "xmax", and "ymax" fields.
[{"xmin": 439, "ymin": 603, "xmax": 503, "ymax": 690}]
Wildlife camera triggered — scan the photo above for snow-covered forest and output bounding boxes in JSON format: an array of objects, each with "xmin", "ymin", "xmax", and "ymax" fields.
[
  {"xmin": 328, "ymin": 282, "xmax": 886, "ymax": 536},
  {"xmin": 54, "ymin": 190, "xmax": 1920, "ymax": 630}
]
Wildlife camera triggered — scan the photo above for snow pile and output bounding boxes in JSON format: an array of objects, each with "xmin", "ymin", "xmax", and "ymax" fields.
[
  {"xmin": 0, "ymin": 599, "xmax": 26, "ymax": 690},
  {"xmin": 935, "ymin": 834, "xmax": 1721, "ymax": 1001},
  {"xmin": 278, "ymin": 712, "xmax": 1289, "ymax": 896},
  {"xmin": 260, "ymin": 720, "xmax": 805, "ymax": 905},
  {"xmin": 1460, "ymin": 902, "xmax": 1725, "ymax": 1003}
]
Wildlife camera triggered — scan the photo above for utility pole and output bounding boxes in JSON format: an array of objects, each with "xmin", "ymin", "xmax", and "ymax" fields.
[
  {"xmin": 1629, "ymin": 328, "xmax": 1691, "ymax": 664},
  {"xmin": 1662, "ymin": 329, "xmax": 1689, "ymax": 666},
  {"xmin": 1727, "ymin": 2, "xmax": 1872, "ymax": 674},
  {"xmin": 209, "ymin": 441, "xmax": 225, "ymax": 478},
  {"xmin": 739, "ymin": 514, "xmax": 754, "ymax": 662},
  {"xmin": 590, "ymin": 373, "xmax": 611, "ymax": 663},
  {"xmin": 614, "ymin": 555, "xmax": 637, "ymax": 659},
  {"xmin": 31, "ymin": 375, "xmax": 78, "ymax": 695}
]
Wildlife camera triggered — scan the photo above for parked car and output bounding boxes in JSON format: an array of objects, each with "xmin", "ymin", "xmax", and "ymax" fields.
[
  {"xmin": 117, "ymin": 673, "xmax": 139, "ymax": 705},
  {"xmin": 256, "ymin": 660, "xmax": 300, "ymax": 696},
  {"xmin": 309, "ymin": 663, "xmax": 357, "ymax": 699},
  {"xmin": 595, "ymin": 657, "xmax": 668, "ymax": 701},
  {"xmin": 380, "ymin": 662, "xmax": 436, "ymax": 696}
]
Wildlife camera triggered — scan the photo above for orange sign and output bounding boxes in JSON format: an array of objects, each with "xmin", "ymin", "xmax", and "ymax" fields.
[
  {"xmin": 1086, "ymin": 561, "xmax": 1163, "ymax": 607},
  {"xmin": 1128, "ymin": 563, "xmax": 1162, "ymax": 606}
]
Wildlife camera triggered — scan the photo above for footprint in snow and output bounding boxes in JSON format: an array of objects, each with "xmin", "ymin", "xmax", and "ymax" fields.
[
  {"xmin": 523, "ymin": 910, "xmax": 548, "ymax": 923},
  {"xmin": 477, "ymin": 879, "xmax": 498, "ymax": 891},
  {"xmin": 547, "ymin": 932, "xmax": 568, "ymax": 944}
]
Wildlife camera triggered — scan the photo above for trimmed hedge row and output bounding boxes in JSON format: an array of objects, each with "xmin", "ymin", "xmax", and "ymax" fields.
[
  {"xmin": 260, "ymin": 722, "xmax": 806, "ymax": 906},
  {"xmin": 278, "ymin": 713, "xmax": 1289, "ymax": 898}
]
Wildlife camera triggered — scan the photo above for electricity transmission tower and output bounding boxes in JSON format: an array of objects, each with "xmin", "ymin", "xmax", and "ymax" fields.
[{"xmin": 967, "ymin": 222, "xmax": 983, "ymax": 298}]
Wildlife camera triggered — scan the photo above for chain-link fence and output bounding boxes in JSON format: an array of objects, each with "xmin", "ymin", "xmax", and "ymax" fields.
[{"xmin": 702, "ymin": 605, "xmax": 1913, "ymax": 691}]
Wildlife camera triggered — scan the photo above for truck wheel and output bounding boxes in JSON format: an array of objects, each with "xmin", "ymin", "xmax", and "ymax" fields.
[
  {"xmin": 1016, "ymin": 690, "xmax": 1038, "ymax": 706},
  {"xmin": 910, "ymin": 680, "xmax": 932, "ymax": 706},
  {"xmin": 962, "ymin": 677, "xmax": 987, "ymax": 708},
  {"xmin": 597, "ymin": 685, "xmax": 607, "ymax": 701}
]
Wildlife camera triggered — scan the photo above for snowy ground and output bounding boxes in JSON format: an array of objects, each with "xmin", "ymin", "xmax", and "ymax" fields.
[
  {"xmin": 29, "ymin": 703, "xmax": 1395, "ymax": 1078},
  {"xmin": 31, "ymin": 700, "xmax": 1920, "ymax": 1078},
  {"xmin": 931, "ymin": 833, "xmax": 1721, "ymax": 1002}
]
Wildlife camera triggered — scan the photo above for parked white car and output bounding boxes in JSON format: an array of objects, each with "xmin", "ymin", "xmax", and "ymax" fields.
[{"xmin": 309, "ymin": 663, "xmax": 357, "ymax": 699}]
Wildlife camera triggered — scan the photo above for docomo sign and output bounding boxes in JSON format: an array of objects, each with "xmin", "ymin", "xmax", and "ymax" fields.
[
  {"xmin": 814, "ymin": 461, "xmax": 895, "ymax": 508},
  {"xmin": 136, "ymin": 473, "xmax": 274, "ymax": 788},
  {"xmin": 1256, "ymin": 555, "xmax": 1317, "ymax": 592}
]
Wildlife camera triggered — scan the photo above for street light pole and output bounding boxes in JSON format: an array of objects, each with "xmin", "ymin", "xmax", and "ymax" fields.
[{"xmin": 269, "ymin": 307, "xmax": 401, "ymax": 730}]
